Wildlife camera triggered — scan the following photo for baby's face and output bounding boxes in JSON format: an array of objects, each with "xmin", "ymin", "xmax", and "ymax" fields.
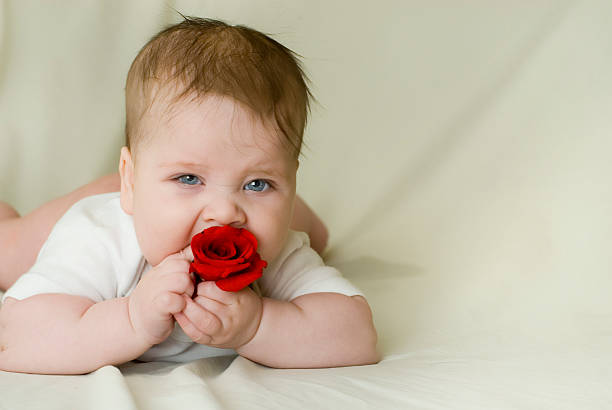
[{"xmin": 120, "ymin": 94, "xmax": 298, "ymax": 267}]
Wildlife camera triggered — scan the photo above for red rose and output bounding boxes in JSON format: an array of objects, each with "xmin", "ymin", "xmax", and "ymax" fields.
[{"xmin": 189, "ymin": 226, "xmax": 267, "ymax": 292}]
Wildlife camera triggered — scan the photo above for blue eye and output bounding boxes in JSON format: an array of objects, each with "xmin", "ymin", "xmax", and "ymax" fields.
[
  {"xmin": 177, "ymin": 175, "xmax": 202, "ymax": 185},
  {"xmin": 244, "ymin": 179, "xmax": 269, "ymax": 192}
]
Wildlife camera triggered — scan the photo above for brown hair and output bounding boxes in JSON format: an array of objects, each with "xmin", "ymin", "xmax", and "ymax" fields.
[{"xmin": 125, "ymin": 16, "xmax": 312, "ymax": 158}]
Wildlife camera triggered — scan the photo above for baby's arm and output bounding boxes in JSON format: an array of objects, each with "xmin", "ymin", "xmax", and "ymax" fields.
[
  {"xmin": 0, "ymin": 246, "xmax": 195, "ymax": 375},
  {"xmin": 291, "ymin": 196, "xmax": 329, "ymax": 254},
  {"xmin": 178, "ymin": 281, "xmax": 379, "ymax": 368},
  {"xmin": 236, "ymin": 293, "xmax": 380, "ymax": 368},
  {"xmin": 0, "ymin": 295, "xmax": 149, "ymax": 374}
]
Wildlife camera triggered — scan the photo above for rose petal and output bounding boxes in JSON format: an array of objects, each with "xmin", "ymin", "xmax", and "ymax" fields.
[
  {"xmin": 192, "ymin": 255, "xmax": 249, "ymax": 268},
  {"xmin": 216, "ymin": 270, "xmax": 263, "ymax": 292},
  {"xmin": 210, "ymin": 241, "xmax": 237, "ymax": 259},
  {"xmin": 190, "ymin": 261, "xmax": 251, "ymax": 280}
]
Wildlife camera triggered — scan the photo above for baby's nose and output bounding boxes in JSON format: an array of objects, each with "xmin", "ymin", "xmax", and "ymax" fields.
[{"xmin": 201, "ymin": 194, "xmax": 246, "ymax": 227}]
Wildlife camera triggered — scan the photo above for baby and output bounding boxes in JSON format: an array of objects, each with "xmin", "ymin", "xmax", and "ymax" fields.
[{"xmin": 0, "ymin": 17, "xmax": 378, "ymax": 374}]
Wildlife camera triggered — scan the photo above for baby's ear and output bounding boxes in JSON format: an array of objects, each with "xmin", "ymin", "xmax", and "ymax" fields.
[{"xmin": 118, "ymin": 146, "xmax": 135, "ymax": 215}]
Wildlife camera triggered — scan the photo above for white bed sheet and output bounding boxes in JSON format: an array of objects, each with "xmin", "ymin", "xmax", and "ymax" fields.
[{"xmin": 1, "ymin": 1, "xmax": 611, "ymax": 408}]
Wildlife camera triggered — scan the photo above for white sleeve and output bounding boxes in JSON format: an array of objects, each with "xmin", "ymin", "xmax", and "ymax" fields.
[
  {"xmin": 259, "ymin": 231, "xmax": 364, "ymax": 301},
  {"xmin": 2, "ymin": 194, "xmax": 141, "ymax": 303}
]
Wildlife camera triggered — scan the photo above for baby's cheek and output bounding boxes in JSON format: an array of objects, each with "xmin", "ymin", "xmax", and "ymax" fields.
[
  {"xmin": 258, "ymin": 227, "xmax": 290, "ymax": 264},
  {"xmin": 250, "ymin": 198, "xmax": 293, "ymax": 262},
  {"xmin": 138, "ymin": 235, "xmax": 169, "ymax": 266},
  {"xmin": 135, "ymin": 221, "xmax": 190, "ymax": 266}
]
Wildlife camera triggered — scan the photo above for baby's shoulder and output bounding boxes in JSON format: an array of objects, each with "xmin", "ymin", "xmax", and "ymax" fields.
[
  {"xmin": 53, "ymin": 192, "xmax": 133, "ymax": 231},
  {"xmin": 258, "ymin": 231, "xmax": 362, "ymax": 301},
  {"xmin": 62, "ymin": 192, "xmax": 123, "ymax": 225},
  {"xmin": 274, "ymin": 230, "xmax": 317, "ymax": 266},
  {"xmin": 48, "ymin": 191, "xmax": 137, "ymax": 256},
  {"xmin": 259, "ymin": 231, "xmax": 323, "ymax": 287}
]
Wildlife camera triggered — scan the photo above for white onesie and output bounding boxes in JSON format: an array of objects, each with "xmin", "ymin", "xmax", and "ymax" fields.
[{"xmin": 3, "ymin": 192, "xmax": 363, "ymax": 362}]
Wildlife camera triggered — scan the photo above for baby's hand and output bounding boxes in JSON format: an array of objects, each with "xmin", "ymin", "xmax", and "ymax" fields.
[
  {"xmin": 128, "ymin": 246, "xmax": 195, "ymax": 347},
  {"xmin": 174, "ymin": 281, "xmax": 263, "ymax": 350}
]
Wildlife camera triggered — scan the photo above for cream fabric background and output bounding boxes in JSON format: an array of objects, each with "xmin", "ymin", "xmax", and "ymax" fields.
[{"xmin": 1, "ymin": 1, "xmax": 612, "ymax": 408}]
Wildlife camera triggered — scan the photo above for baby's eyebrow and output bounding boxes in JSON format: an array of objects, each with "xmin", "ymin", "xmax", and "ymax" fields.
[
  {"xmin": 159, "ymin": 160, "xmax": 206, "ymax": 169},
  {"xmin": 249, "ymin": 168, "xmax": 283, "ymax": 178},
  {"xmin": 158, "ymin": 160, "xmax": 286, "ymax": 178},
  {"xmin": 246, "ymin": 158, "xmax": 292, "ymax": 177}
]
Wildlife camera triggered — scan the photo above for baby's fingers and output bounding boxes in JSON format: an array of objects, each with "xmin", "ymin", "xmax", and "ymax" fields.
[
  {"xmin": 162, "ymin": 244, "xmax": 194, "ymax": 263},
  {"xmin": 177, "ymin": 296, "xmax": 222, "ymax": 344},
  {"xmin": 175, "ymin": 311, "xmax": 212, "ymax": 345},
  {"xmin": 154, "ymin": 292, "xmax": 186, "ymax": 315},
  {"xmin": 197, "ymin": 280, "xmax": 237, "ymax": 305},
  {"xmin": 180, "ymin": 244, "xmax": 194, "ymax": 262},
  {"xmin": 194, "ymin": 291, "xmax": 228, "ymax": 318},
  {"xmin": 161, "ymin": 272, "xmax": 195, "ymax": 298}
]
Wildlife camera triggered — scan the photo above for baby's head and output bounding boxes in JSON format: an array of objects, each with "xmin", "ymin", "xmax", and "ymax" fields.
[
  {"xmin": 118, "ymin": 17, "xmax": 312, "ymax": 266},
  {"xmin": 125, "ymin": 16, "xmax": 311, "ymax": 159}
]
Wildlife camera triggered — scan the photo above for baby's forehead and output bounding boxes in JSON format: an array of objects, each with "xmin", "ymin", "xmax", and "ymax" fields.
[{"xmin": 142, "ymin": 92, "xmax": 295, "ymax": 158}]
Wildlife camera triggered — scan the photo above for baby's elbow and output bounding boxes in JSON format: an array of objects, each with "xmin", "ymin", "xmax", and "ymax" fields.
[
  {"xmin": 361, "ymin": 319, "xmax": 381, "ymax": 365},
  {"xmin": 357, "ymin": 321, "xmax": 380, "ymax": 366},
  {"xmin": 357, "ymin": 346, "xmax": 381, "ymax": 367},
  {"xmin": 347, "ymin": 335, "xmax": 380, "ymax": 367},
  {"xmin": 347, "ymin": 295, "xmax": 380, "ymax": 366},
  {"xmin": 0, "ymin": 304, "xmax": 13, "ymax": 370}
]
